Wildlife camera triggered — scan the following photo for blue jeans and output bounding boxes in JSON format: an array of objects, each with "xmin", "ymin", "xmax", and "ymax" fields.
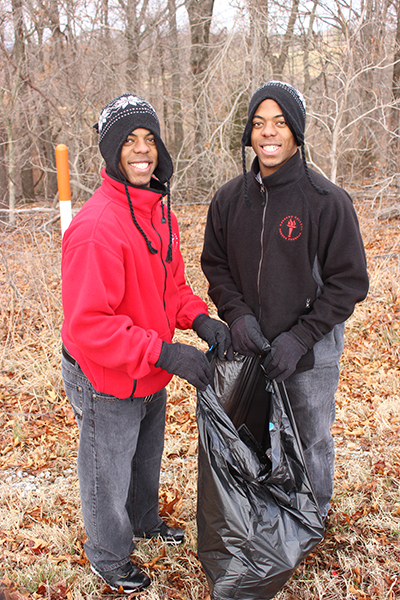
[
  {"xmin": 284, "ymin": 324, "xmax": 344, "ymax": 518},
  {"xmin": 62, "ymin": 355, "xmax": 167, "ymax": 572}
]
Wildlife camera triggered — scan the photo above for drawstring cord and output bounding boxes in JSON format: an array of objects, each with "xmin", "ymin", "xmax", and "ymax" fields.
[
  {"xmin": 124, "ymin": 183, "xmax": 158, "ymax": 255},
  {"xmin": 124, "ymin": 181, "xmax": 173, "ymax": 262},
  {"xmin": 242, "ymin": 145, "xmax": 251, "ymax": 208},
  {"xmin": 165, "ymin": 180, "xmax": 173, "ymax": 263}
]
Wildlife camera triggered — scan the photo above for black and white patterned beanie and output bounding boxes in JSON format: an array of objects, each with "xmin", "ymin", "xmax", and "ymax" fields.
[
  {"xmin": 94, "ymin": 94, "xmax": 175, "ymax": 261},
  {"xmin": 241, "ymin": 81, "xmax": 327, "ymax": 203},
  {"xmin": 94, "ymin": 93, "xmax": 173, "ymax": 184}
]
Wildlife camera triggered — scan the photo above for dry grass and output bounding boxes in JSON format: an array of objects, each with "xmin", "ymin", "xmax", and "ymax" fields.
[{"xmin": 0, "ymin": 197, "xmax": 399, "ymax": 600}]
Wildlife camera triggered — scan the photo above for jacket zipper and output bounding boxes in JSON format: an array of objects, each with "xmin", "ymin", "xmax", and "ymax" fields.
[
  {"xmin": 151, "ymin": 211, "xmax": 170, "ymax": 330},
  {"xmin": 257, "ymin": 183, "xmax": 268, "ymax": 324}
]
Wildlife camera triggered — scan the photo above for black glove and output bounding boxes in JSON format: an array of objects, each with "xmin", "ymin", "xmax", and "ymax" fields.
[
  {"xmin": 192, "ymin": 314, "xmax": 233, "ymax": 360},
  {"xmin": 263, "ymin": 331, "xmax": 309, "ymax": 382},
  {"xmin": 230, "ymin": 314, "xmax": 270, "ymax": 356},
  {"xmin": 155, "ymin": 341, "xmax": 212, "ymax": 391}
]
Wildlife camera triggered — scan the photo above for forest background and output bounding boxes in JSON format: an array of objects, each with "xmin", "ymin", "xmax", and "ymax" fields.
[
  {"xmin": 3, "ymin": 0, "xmax": 400, "ymax": 211},
  {"xmin": 0, "ymin": 0, "xmax": 400, "ymax": 599}
]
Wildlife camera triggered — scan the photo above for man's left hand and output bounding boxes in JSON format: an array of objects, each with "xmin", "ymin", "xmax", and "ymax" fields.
[
  {"xmin": 193, "ymin": 314, "xmax": 233, "ymax": 360},
  {"xmin": 263, "ymin": 331, "xmax": 309, "ymax": 382}
]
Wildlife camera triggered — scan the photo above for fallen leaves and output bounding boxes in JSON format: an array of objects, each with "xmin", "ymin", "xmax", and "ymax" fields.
[
  {"xmin": 143, "ymin": 547, "xmax": 167, "ymax": 570},
  {"xmin": 1, "ymin": 202, "xmax": 399, "ymax": 599},
  {"xmin": 0, "ymin": 577, "xmax": 31, "ymax": 600},
  {"xmin": 24, "ymin": 537, "xmax": 48, "ymax": 556}
]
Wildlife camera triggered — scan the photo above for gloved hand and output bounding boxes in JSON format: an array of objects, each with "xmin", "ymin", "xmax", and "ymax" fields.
[
  {"xmin": 192, "ymin": 314, "xmax": 233, "ymax": 360},
  {"xmin": 230, "ymin": 314, "xmax": 270, "ymax": 356},
  {"xmin": 155, "ymin": 341, "xmax": 212, "ymax": 391},
  {"xmin": 263, "ymin": 331, "xmax": 309, "ymax": 382}
]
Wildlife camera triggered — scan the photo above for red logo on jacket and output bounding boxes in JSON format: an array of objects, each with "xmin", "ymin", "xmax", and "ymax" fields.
[{"xmin": 279, "ymin": 215, "xmax": 303, "ymax": 240}]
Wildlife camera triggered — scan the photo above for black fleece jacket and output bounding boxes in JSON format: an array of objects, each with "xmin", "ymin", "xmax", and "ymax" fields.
[{"xmin": 201, "ymin": 151, "xmax": 369, "ymax": 350}]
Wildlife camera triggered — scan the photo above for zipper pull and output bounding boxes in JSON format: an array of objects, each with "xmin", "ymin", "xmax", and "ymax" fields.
[{"xmin": 260, "ymin": 183, "xmax": 267, "ymax": 206}]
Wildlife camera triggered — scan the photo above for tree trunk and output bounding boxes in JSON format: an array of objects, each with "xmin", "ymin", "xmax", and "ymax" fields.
[
  {"xmin": 123, "ymin": 0, "xmax": 150, "ymax": 89},
  {"xmin": 185, "ymin": 0, "xmax": 215, "ymax": 195},
  {"xmin": 247, "ymin": 0, "xmax": 269, "ymax": 86},
  {"xmin": 248, "ymin": 0, "xmax": 300, "ymax": 80},
  {"xmin": 270, "ymin": 0, "xmax": 300, "ymax": 78},
  {"xmin": 0, "ymin": 126, "xmax": 8, "ymax": 207},
  {"xmin": 391, "ymin": 0, "xmax": 400, "ymax": 188},
  {"xmin": 302, "ymin": 0, "xmax": 319, "ymax": 93},
  {"xmin": 168, "ymin": 0, "xmax": 184, "ymax": 158},
  {"xmin": 12, "ymin": 0, "xmax": 35, "ymax": 201},
  {"xmin": 125, "ymin": 0, "xmax": 140, "ymax": 88},
  {"xmin": 0, "ymin": 94, "xmax": 16, "ymax": 224}
]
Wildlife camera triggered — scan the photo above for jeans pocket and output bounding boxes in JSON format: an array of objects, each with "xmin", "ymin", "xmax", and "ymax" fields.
[
  {"xmin": 62, "ymin": 363, "xmax": 85, "ymax": 424},
  {"xmin": 65, "ymin": 381, "xmax": 84, "ymax": 421}
]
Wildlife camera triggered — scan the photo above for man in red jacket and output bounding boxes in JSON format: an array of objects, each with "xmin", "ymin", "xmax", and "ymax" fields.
[{"xmin": 61, "ymin": 93, "xmax": 232, "ymax": 593}]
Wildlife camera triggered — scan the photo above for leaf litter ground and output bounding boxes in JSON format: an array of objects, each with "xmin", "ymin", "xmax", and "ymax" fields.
[{"xmin": 0, "ymin": 197, "xmax": 399, "ymax": 600}]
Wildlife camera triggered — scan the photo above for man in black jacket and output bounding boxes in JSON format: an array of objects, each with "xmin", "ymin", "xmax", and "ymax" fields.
[{"xmin": 201, "ymin": 81, "xmax": 369, "ymax": 519}]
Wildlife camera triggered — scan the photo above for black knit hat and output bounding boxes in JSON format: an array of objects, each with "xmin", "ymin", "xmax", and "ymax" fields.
[
  {"xmin": 94, "ymin": 93, "xmax": 173, "ymax": 184},
  {"xmin": 242, "ymin": 81, "xmax": 306, "ymax": 148},
  {"xmin": 241, "ymin": 81, "xmax": 327, "ymax": 200}
]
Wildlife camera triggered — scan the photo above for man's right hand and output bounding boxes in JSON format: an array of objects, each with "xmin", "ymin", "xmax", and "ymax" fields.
[
  {"xmin": 155, "ymin": 342, "xmax": 212, "ymax": 391},
  {"xmin": 230, "ymin": 314, "xmax": 270, "ymax": 356}
]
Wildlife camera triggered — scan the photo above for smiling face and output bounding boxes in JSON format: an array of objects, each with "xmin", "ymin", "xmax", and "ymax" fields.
[
  {"xmin": 118, "ymin": 128, "xmax": 158, "ymax": 186},
  {"xmin": 250, "ymin": 98, "xmax": 298, "ymax": 178}
]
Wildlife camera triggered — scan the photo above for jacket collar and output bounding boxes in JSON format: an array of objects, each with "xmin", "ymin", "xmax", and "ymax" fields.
[
  {"xmin": 100, "ymin": 168, "xmax": 166, "ymax": 214},
  {"xmin": 251, "ymin": 150, "xmax": 304, "ymax": 190}
]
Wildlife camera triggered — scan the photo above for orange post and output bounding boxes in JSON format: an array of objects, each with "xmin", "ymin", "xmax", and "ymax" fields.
[{"xmin": 55, "ymin": 143, "xmax": 72, "ymax": 235}]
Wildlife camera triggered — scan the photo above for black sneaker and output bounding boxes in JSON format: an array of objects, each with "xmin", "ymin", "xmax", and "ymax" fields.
[
  {"xmin": 91, "ymin": 561, "xmax": 151, "ymax": 593},
  {"xmin": 134, "ymin": 520, "xmax": 185, "ymax": 544}
]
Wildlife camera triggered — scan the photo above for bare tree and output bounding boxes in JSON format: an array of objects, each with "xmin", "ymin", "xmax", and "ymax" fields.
[
  {"xmin": 390, "ymin": 0, "xmax": 400, "ymax": 187},
  {"xmin": 0, "ymin": 0, "xmax": 399, "ymax": 216},
  {"xmin": 185, "ymin": 0, "xmax": 215, "ymax": 191},
  {"xmin": 168, "ymin": 0, "xmax": 184, "ymax": 157},
  {"xmin": 12, "ymin": 0, "xmax": 35, "ymax": 200},
  {"xmin": 246, "ymin": 0, "xmax": 301, "ymax": 84},
  {"xmin": 286, "ymin": 0, "xmax": 395, "ymax": 189}
]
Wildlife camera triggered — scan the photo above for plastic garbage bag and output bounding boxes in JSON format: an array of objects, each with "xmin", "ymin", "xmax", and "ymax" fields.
[{"xmin": 196, "ymin": 353, "xmax": 324, "ymax": 600}]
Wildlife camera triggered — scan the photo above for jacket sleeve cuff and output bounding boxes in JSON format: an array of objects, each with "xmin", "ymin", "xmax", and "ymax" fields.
[
  {"xmin": 149, "ymin": 338, "xmax": 164, "ymax": 366},
  {"xmin": 291, "ymin": 323, "xmax": 319, "ymax": 350},
  {"xmin": 226, "ymin": 309, "xmax": 255, "ymax": 328},
  {"xmin": 192, "ymin": 313, "xmax": 209, "ymax": 330}
]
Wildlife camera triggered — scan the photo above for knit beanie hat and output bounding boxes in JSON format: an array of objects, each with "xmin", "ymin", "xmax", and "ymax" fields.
[
  {"xmin": 242, "ymin": 81, "xmax": 306, "ymax": 148},
  {"xmin": 241, "ymin": 81, "xmax": 327, "ymax": 201},
  {"xmin": 94, "ymin": 94, "xmax": 174, "ymax": 261},
  {"xmin": 94, "ymin": 93, "xmax": 173, "ymax": 184}
]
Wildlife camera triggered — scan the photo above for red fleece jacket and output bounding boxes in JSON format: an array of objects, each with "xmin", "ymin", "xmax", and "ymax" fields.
[{"xmin": 61, "ymin": 169, "xmax": 208, "ymax": 399}]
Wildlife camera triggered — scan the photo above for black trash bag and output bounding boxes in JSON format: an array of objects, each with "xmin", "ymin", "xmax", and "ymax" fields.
[
  {"xmin": 210, "ymin": 353, "xmax": 272, "ymax": 454},
  {"xmin": 196, "ymin": 353, "xmax": 324, "ymax": 600}
]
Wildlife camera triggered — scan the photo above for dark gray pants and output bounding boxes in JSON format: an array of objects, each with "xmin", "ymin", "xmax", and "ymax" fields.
[
  {"xmin": 284, "ymin": 323, "xmax": 344, "ymax": 518},
  {"xmin": 62, "ymin": 355, "xmax": 167, "ymax": 572},
  {"xmin": 285, "ymin": 364, "xmax": 339, "ymax": 518}
]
